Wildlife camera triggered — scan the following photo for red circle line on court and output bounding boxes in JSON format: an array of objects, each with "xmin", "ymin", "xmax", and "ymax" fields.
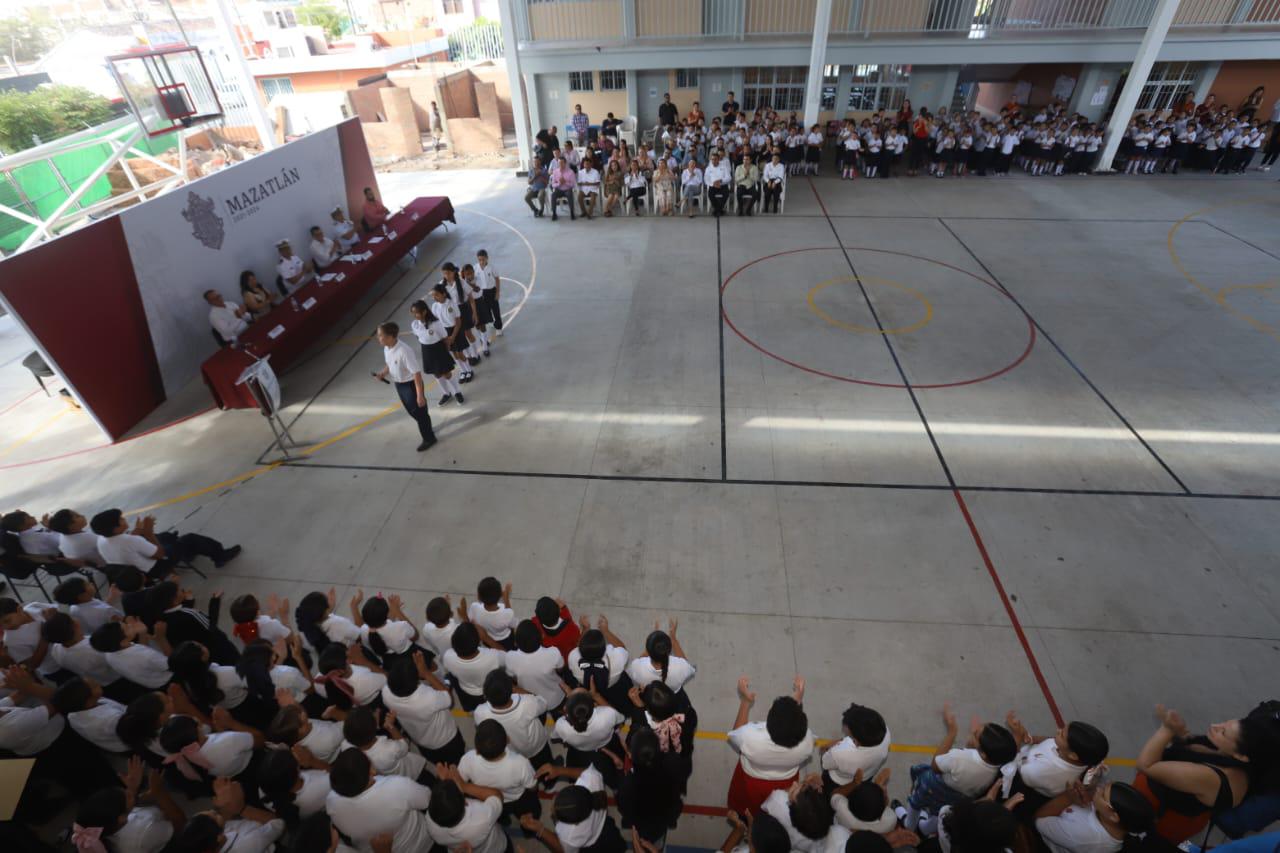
[{"xmin": 720, "ymin": 246, "xmax": 1036, "ymax": 389}]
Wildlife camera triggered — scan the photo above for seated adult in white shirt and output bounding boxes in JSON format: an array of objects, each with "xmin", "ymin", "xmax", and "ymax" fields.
[
  {"xmin": 326, "ymin": 748, "xmax": 435, "ymax": 853},
  {"xmin": 1035, "ymin": 781, "xmax": 1154, "ymax": 853},
  {"xmin": 330, "ymin": 206, "xmax": 360, "ymax": 251},
  {"xmin": 45, "ymin": 508, "xmax": 104, "ymax": 567},
  {"xmin": 310, "ymin": 225, "xmax": 340, "ymax": 270},
  {"xmin": 577, "ymin": 159, "xmax": 602, "ymax": 219},
  {"xmin": 680, "ymin": 160, "xmax": 704, "ymax": 218},
  {"xmin": 276, "ymin": 239, "xmax": 314, "ymax": 293},
  {"xmin": 205, "ymin": 289, "xmax": 250, "ymax": 345},
  {"xmin": 704, "ymin": 151, "xmax": 733, "ymax": 216}
]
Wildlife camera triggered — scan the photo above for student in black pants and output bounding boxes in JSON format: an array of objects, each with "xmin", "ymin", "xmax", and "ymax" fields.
[{"xmin": 373, "ymin": 322, "xmax": 437, "ymax": 453}]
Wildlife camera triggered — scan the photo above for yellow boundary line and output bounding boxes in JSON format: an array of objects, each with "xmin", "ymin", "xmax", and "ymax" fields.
[
  {"xmin": 0, "ymin": 407, "xmax": 74, "ymax": 459},
  {"xmin": 807, "ymin": 275, "xmax": 934, "ymax": 335}
]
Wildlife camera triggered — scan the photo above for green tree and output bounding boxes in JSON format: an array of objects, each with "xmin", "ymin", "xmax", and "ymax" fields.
[
  {"xmin": 295, "ymin": 2, "xmax": 349, "ymax": 40},
  {"xmin": 0, "ymin": 86, "xmax": 114, "ymax": 153},
  {"xmin": 0, "ymin": 15, "xmax": 54, "ymax": 63}
]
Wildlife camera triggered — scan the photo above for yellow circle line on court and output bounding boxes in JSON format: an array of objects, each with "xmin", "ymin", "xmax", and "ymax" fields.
[
  {"xmin": 124, "ymin": 206, "xmax": 537, "ymax": 516},
  {"xmin": 806, "ymin": 275, "xmax": 933, "ymax": 335},
  {"xmin": 1166, "ymin": 196, "xmax": 1280, "ymax": 345}
]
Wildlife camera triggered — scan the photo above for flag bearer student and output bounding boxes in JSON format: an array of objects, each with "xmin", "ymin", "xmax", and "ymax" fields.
[
  {"xmin": 475, "ymin": 249, "xmax": 504, "ymax": 341},
  {"xmin": 431, "ymin": 283, "xmax": 476, "ymax": 384},
  {"xmin": 373, "ymin": 321, "xmax": 438, "ymax": 452},
  {"xmin": 410, "ymin": 300, "xmax": 465, "ymax": 406}
]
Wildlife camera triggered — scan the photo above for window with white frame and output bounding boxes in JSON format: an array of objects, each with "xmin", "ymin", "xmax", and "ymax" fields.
[
  {"xmin": 847, "ymin": 64, "xmax": 910, "ymax": 112},
  {"xmin": 1136, "ymin": 62, "xmax": 1198, "ymax": 111},
  {"xmin": 743, "ymin": 67, "xmax": 807, "ymax": 113},
  {"xmin": 821, "ymin": 64, "xmax": 840, "ymax": 110},
  {"xmin": 261, "ymin": 77, "xmax": 294, "ymax": 99},
  {"xmin": 675, "ymin": 68, "xmax": 699, "ymax": 89},
  {"xmin": 600, "ymin": 70, "xmax": 625, "ymax": 91},
  {"xmin": 568, "ymin": 71, "xmax": 594, "ymax": 92}
]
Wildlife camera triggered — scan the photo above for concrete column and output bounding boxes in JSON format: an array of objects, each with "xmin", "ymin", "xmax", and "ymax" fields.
[
  {"xmin": 1067, "ymin": 63, "xmax": 1125, "ymax": 124},
  {"xmin": 498, "ymin": 0, "xmax": 532, "ymax": 171},
  {"xmin": 625, "ymin": 70, "xmax": 639, "ymax": 123},
  {"xmin": 833, "ymin": 65, "xmax": 852, "ymax": 120},
  {"xmin": 1191, "ymin": 61, "xmax": 1222, "ymax": 106},
  {"xmin": 622, "ymin": 0, "xmax": 636, "ymax": 39},
  {"xmin": 210, "ymin": 0, "xmax": 275, "ymax": 149},
  {"xmin": 526, "ymin": 72, "xmax": 543, "ymax": 141},
  {"xmin": 802, "ymin": 0, "xmax": 834, "ymax": 129},
  {"xmin": 1097, "ymin": 0, "xmax": 1180, "ymax": 171}
]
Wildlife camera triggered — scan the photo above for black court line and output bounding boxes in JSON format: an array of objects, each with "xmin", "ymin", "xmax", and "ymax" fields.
[
  {"xmin": 278, "ymin": 459, "xmax": 1280, "ymax": 501},
  {"xmin": 806, "ymin": 180, "xmax": 957, "ymax": 488},
  {"xmin": 938, "ymin": 218, "xmax": 1192, "ymax": 496},
  {"xmin": 779, "ymin": 215, "xmax": 1195, "ymax": 223},
  {"xmin": 254, "ymin": 233, "xmax": 460, "ymax": 466},
  {"xmin": 1200, "ymin": 219, "xmax": 1280, "ymax": 263},
  {"xmin": 717, "ymin": 215, "xmax": 728, "ymax": 481}
]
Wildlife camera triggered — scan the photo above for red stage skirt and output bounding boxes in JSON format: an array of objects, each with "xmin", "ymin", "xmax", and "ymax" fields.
[{"xmin": 726, "ymin": 761, "xmax": 797, "ymax": 816}]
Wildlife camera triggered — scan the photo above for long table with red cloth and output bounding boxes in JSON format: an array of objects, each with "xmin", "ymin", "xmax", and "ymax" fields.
[{"xmin": 201, "ymin": 196, "xmax": 455, "ymax": 409}]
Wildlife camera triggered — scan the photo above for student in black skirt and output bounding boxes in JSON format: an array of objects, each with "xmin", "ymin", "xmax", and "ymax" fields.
[
  {"xmin": 616, "ymin": 727, "xmax": 689, "ymax": 849},
  {"xmin": 460, "ymin": 263, "xmax": 491, "ymax": 359},
  {"xmin": 431, "ymin": 283, "xmax": 475, "ymax": 384},
  {"xmin": 445, "ymin": 264, "xmax": 483, "ymax": 367},
  {"xmin": 804, "ymin": 124, "xmax": 824, "ymax": 176},
  {"xmin": 410, "ymin": 299, "xmax": 465, "ymax": 405}
]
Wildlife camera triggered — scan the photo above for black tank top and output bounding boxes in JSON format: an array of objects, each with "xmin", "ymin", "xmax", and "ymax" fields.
[{"xmin": 1147, "ymin": 737, "xmax": 1245, "ymax": 817}]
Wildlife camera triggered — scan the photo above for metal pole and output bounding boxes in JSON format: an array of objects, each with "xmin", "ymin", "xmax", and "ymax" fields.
[
  {"xmin": 803, "ymin": 0, "xmax": 834, "ymax": 129},
  {"xmin": 498, "ymin": 0, "xmax": 533, "ymax": 172},
  {"xmin": 1096, "ymin": 0, "xmax": 1180, "ymax": 171},
  {"xmin": 209, "ymin": 0, "xmax": 277, "ymax": 150}
]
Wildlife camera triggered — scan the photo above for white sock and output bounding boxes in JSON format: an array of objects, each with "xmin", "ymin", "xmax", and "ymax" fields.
[
  {"xmin": 446, "ymin": 376, "xmax": 461, "ymax": 395},
  {"xmin": 919, "ymin": 813, "xmax": 939, "ymax": 837}
]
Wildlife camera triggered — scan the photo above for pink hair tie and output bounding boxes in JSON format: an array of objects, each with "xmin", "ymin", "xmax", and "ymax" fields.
[
  {"xmin": 315, "ymin": 672, "xmax": 355, "ymax": 701},
  {"xmin": 653, "ymin": 713, "xmax": 686, "ymax": 753},
  {"xmin": 163, "ymin": 741, "xmax": 214, "ymax": 781},
  {"xmin": 71, "ymin": 824, "xmax": 107, "ymax": 853}
]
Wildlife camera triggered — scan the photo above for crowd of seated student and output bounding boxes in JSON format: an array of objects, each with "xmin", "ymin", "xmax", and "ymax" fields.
[
  {"xmin": 2, "ymin": 557, "xmax": 1279, "ymax": 853},
  {"xmin": 522, "ymin": 94, "xmax": 1279, "ymax": 222}
]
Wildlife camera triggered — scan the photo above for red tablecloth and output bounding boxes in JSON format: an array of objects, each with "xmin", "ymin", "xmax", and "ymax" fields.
[{"xmin": 201, "ymin": 196, "xmax": 455, "ymax": 409}]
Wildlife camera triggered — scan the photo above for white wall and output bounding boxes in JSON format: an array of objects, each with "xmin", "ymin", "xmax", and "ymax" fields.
[{"xmin": 120, "ymin": 125, "xmax": 347, "ymax": 394}]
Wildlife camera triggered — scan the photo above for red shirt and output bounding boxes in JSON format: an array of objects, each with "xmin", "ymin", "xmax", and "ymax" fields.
[{"xmin": 534, "ymin": 605, "xmax": 581, "ymax": 666}]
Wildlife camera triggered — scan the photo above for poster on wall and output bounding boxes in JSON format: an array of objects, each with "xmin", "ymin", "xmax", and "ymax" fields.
[
  {"xmin": 1052, "ymin": 75, "xmax": 1077, "ymax": 101},
  {"xmin": 1090, "ymin": 85, "xmax": 1110, "ymax": 107},
  {"xmin": 1013, "ymin": 81, "xmax": 1032, "ymax": 105}
]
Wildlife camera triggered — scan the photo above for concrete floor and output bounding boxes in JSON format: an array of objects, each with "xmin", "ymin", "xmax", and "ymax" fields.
[{"xmin": 3, "ymin": 166, "xmax": 1280, "ymax": 847}]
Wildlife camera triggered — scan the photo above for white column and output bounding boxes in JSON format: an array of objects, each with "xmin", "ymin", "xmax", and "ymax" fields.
[
  {"xmin": 802, "ymin": 0, "xmax": 833, "ymax": 129},
  {"xmin": 1096, "ymin": 0, "xmax": 1180, "ymax": 172},
  {"xmin": 210, "ymin": 0, "xmax": 275, "ymax": 150},
  {"xmin": 499, "ymin": 0, "xmax": 533, "ymax": 171}
]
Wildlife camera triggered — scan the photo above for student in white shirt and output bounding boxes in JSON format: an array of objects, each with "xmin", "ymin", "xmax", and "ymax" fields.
[
  {"xmin": 830, "ymin": 772, "xmax": 897, "ymax": 834},
  {"xmin": 72, "ymin": 756, "xmax": 184, "ymax": 853},
  {"xmin": 474, "ymin": 248, "xmax": 503, "ymax": 342},
  {"xmin": 727, "ymin": 675, "xmax": 815, "ymax": 815},
  {"xmin": 167, "ymin": 640, "xmax": 254, "ymax": 725},
  {"xmin": 228, "ymin": 593, "xmax": 293, "ymax": 648},
  {"xmin": 89, "ymin": 618, "xmax": 173, "ymax": 690},
  {"xmin": 41, "ymin": 612, "xmax": 131, "ymax": 698},
  {"xmin": 409, "ymin": 299, "xmax": 466, "ymax": 407},
  {"xmin": 258, "ymin": 748, "xmax": 333, "ymax": 826},
  {"xmin": 903, "ymin": 702, "xmax": 1018, "ymax": 832},
  {"xmin": 476, "ymin": 668, "xmax": 554, "ymax": 768},
  {"xmin": 520, "ymin": 764, "xmax": 627, "ymax": 853},
  {"xmin": 373, "ymin": 321, "xmax": 439, "ymax": 451},
  {"xmin": 442, "ymin": 622, "xmax": 506, "ymax": 712},
  {"xmin": 353, "ymin": 590, "xmax": 421, "ymax": 667},
  {"xmin": 327, "ymin": 748, "xmax": 434, "ymax": 853},
  {"xmin": 295, "ymin": 587, "xmax": 363, "ymax": 652},
  {"xmin": 276, "ymin": 239, "xmax": 315, "ymax": 292},
  {"xmin": 2, "ymin": 509, "xmax": 63, "ymax": 556},
  {"xmin": 0, "ymin": 598, "xmax": 58, "ymax": 669},
  {"xmin": 341, "ymin": 705, "xmax": 430, "ymax": 782},
  {"xmin": 504, "ymin": 619, "xmax": 567, "ymax": 714},
  {"xmin": 1035, "ymin": 781, "xmax": 1154, "ymax": 853},
  {"xmin": 1001, "ymin": 714, "xmax": 1109, "ymax": 807},
  {"xmin": 821, "ymin": 702, "xmax": 891, "ymax": 789},
  {"xmin": 626, "ymin": 621, "xmax": 696, "ymax": 698},
  {"xmin": 567, "ymin": 617, "xmax": 631, "ymax": 713},
  {"xmin": 53, "ymin": 575, "xmax": 123, "ymax": 635},
  {"xmin": 268, "ymin": 701, "xmax": 346, "ymax": 764},
  {"xmin": 45, "ymin": 508, "xmax": 104, "ymax": 566},
  {"xmin": 382, "ymin": 652, "xmax": 464, "ymax": 763},
  {"xmin": 51, "ymin": 675, "xmax": 130, "ymax": 752},
  {"xmin": 90, "ymin": 508, "xmax": 239, "ymax": 579},
  {"xmin": 158, "ymin": 711, "xmax": 263, "ymax": 797},
  {"xmin": 762, "ymin": 152, "xmax": 786, "ymax": 213},
  {"xmin": 426, "ymin": 767, "xmax": 510, "ymax": 853},
  {"xmin": 460, "ymin": 719, "xmax": 540, "ymax": 822},
  {"xmin": 168, "ymin": 789, "xmax": 286, "ymax": 853},
  {"xmin": 292, "ymin": 811, "xmax": 366, "ymax": 853},
  {"xmin": 554, "ymin": 690, "xmax": 626, "ymax": 788},
  {"xmin": 423, "ymin": 596, "xmax": 461, "ymax": 658},
  {"xmin": 236, "ymin": 636, "xmax": 313, "ymax": 707},
  {"xmin": 315, "ymin": 642, "xmax": 387, "ymax": 712},
  {"xmin": 468, "ymin": 576, "xmax": 518, "ymax": 649},
  {"xmin": 761, "ymin": 781, "xmax": 834, "ymax": 853},
  {"xmin": 205, "ymin": 289, "xmax": 250, "ymax": 343},
  {"xmin": 330, "ymin": 206, "xmax": 360, "ymax": 251}
]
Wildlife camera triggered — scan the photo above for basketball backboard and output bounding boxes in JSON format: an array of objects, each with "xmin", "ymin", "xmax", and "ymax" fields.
[{"xmin": 107, "ymin": 46, "xmax": 224, "ymax": 138}]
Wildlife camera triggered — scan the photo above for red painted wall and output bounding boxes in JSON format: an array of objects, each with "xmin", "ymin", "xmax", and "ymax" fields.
[{"xmin": 338, "ymin": 116, "xmax": 381, "ymax": 225}]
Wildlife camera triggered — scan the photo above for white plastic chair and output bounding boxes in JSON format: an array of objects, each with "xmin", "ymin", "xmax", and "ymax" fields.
[{"xmin": 618, "ymin": 116, "xmax": 638, "ymax": 149}]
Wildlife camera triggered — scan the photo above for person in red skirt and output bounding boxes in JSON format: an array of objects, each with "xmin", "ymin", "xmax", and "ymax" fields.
[{"xmin": 726, "ymin": 674, "xmax": 815, "ymax": 815}]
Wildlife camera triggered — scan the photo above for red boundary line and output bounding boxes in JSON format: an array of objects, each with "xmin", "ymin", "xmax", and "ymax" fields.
[
  {"xmin": 719, "ymin": 247, "xmax": 1037, "ymax": 389},
  {"xmin": 0, "ymin": 387, "xmax": 41, "ymax": 417},
  {"xmin": 0, "ymin": 406, "xmax": 215, "ymax": 471}
]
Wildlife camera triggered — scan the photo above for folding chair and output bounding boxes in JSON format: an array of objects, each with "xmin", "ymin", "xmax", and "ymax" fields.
[{"xmin": 0, "ymin": 532, "xmax": 85, "ymax": 603}]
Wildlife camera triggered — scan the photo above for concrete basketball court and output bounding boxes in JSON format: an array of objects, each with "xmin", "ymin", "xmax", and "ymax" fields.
[{"xmin": 3, "ymin": 167, "xmax": 1279, "ymax": 847}]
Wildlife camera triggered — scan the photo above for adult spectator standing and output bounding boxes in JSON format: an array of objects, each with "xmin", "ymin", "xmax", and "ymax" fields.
[
  {"xmin": 1238, "ymin": 86, "xmax": 1265, "ymax": 121},
  {"xmin": 571, "ymin": 105, "xmax": 590, "ymax": 146},
  {"xmin": 688, "ymin": 101, "xmax": 706, "ymax": 126},
  {"xmin": 658, "ymin": 93, "xmax": 679, "ymax": 129},
  {"xmin": 705, "ymin": 150, "xmax": 732, "ymax": 217},
  {"xmin": 362, "ymin": 187, "xmax": 391, "ymax": 231},
  {"xmin": 373, "ymin": 321, "xmax": 438, "ymax": 452},
  {"xmin": 722, "ymin": 92, "xmax": 741, "ymax": 124},
  {"xmin": 205, "ymin": 290, "xmax": 249, "ymax": 344},
  {"xmin": 276, "ymin": 240, "xmax": 314, "ymax": 293}
]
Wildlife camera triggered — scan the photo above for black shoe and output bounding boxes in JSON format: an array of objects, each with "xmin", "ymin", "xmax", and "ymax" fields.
[
  {"xmin": 213, "ymin": 545, "xmax": 242, "ymax": 568},
  {"xmin": 439, "ymin": 394, "xmax": 453, "ymax": 406},
  {"xmin": 459, "ymin": 374, "xmax": 473, "ymax": 384},
  {"xmin": 417, "ymin": 437, "xmax": 438, "ymax": 452},
  {"xmin": 468, "ymin": 357, "xmax": 481, "ymax": 366},
  {"xmin": 551, "ymin": 214, "xmax": 558, "ymax": 221},
  {"xmin": 455, "ymin": 392, "xmax": 465, "ymax": 404},
  {"xmin": 483, "ymin": 348, "xmax": 491, "ymax": 357}
]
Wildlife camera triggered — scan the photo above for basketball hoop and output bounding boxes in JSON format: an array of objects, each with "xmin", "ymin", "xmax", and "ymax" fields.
[{"xmin": 107, "ymin": 46, "xmax": 225, "ymax": 138}]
